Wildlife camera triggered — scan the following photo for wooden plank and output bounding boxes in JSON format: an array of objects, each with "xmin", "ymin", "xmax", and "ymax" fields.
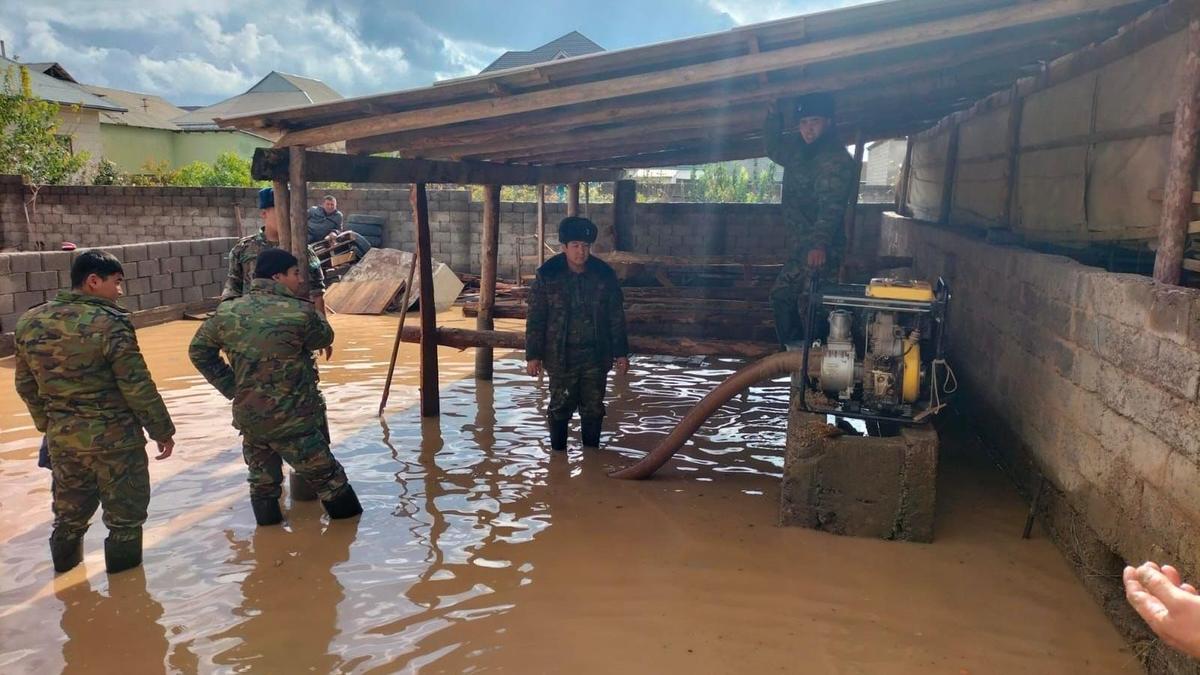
[
  {"xmin": 537, "ymin": 184, "xmax": 547, "ymax": 264},
  {"xmin": 324, "ymin": 279, "xmax": 405, "ymax": 314},
  {"xmin": 1183, "ymin": 258, "xmax": 1200, "ymax": 272},
  {"xmin": 273, "ymin": 179, "xmax": 291, "ymax": 253},
  {"xmin": 274, "ymin": 0, "xmax": 1140, "ymax": 147},
  {"xmin": 613, "ymin": 179, "xmax": 636, "ymax": 251},
  {"xmin": 413, "ymin": 183, "xmax": 440, "ymax": 417},
  {"xmin": 476, "ymin": 184, "xmax": 500, "ymax": 380},
  {"xmin": 1148, "ymin": 188, "xmax": 1200, "ymax": 204},
  {"xmin": 288, "ymin": 146, "xmax": 309, "ymax": 289},
  {"xmin": 251, "ymin": 148, "xmax": 621, "ymax": 185},
  {"xmin": 1155, "ymin": 18, "xmax": 1200, "ymax": 285}
]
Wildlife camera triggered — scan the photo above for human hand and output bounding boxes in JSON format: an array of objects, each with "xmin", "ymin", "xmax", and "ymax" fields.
[
  {"xmin": 155, "ymin": 438, "xmax": 174, "ymax": 460},
  {"xmin": 615, "ymin": 357, "xmax": 629, "ymax": 376},
  {"xmin": 806, "ymin": 247, "xmax": 827, "ymax": 269},
  {"xmin": 527, "ymin": 359, "xmax": 542, "ymax": 377},
  {"xmin": 1124, "ymin": 561, "xmax": 1200, "ymax": 658}
]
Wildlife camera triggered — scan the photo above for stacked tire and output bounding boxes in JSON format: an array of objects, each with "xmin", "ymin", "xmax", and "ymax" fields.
[{"xmin": 346, "ymin": 214, "xmax": 385, "ymax": 248}]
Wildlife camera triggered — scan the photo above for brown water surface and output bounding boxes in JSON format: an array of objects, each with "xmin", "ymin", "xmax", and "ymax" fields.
[{"xmin": 0, "ymin": 312, "xmax": 1137, "ymax": 673}]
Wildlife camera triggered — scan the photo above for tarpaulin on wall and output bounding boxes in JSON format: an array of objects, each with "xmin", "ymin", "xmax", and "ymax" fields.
[
  {"xmin": 907, "ymin": 125, "xmax": 953, "ymax": 223},
  {"xmin": 952, "ymin": 106, "xmax": 1011, "ymax": 228}
]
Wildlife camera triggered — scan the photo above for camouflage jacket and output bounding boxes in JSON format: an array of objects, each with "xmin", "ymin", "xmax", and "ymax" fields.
[
  {"xmin": 14, "ymin": 291, "xmax": 175, "ymax": 449},
  {"xmin": 189, "ymin": 278, "xmax": 333, "ymax": 439},
  {"xmin": 526, "ymin": 254, "xmax": 628, "ymax": 373},
  {"xmin": 764, "ymin": 111, "xmax": 857, "ymax": 257},
  {"xmin": 222, "ymin": 229, "xmax": 326, "ymax": 300}
]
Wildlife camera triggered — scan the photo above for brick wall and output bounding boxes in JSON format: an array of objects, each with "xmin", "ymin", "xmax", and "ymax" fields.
[
  {"xmin": 881, "ymin": 212, "xmax": 1200, "ymax": 576},
  {"xmin": 0, "ymin": 238, "xmax": 235, "ymax": 333}
]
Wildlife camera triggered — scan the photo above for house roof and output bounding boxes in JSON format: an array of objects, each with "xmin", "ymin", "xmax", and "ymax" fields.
[
  {"xmin": 24, "ymin": 62, "xmax": 78, "ymax": 83},
  {"xmin": 174, "ymin": 71, "xmax": 342, "ymax": 130},
  {"xmin": 83, "ymin": 85, "xmax": 187, "ymax": 130},
  {"xmin": 218, "ymin": 0, "xmax": 1169, "ymax": 171},
  {"xmin": 1, "ymin": 56, "xmax": 124, "ymax": 111},
  {"xmin": 481, "ymin": 31, "xmax": 605, "ymax": 74}
]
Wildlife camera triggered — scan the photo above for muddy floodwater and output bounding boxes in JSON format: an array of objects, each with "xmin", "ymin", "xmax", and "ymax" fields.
[{"xmin": 1, "ymin": 312, "xmax": 1137, "ymax": 673}]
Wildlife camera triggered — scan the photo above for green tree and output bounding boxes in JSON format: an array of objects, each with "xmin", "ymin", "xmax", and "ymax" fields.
[
  {"xmin": 171, "ymin": 152, "xmax": 259, "ymax": 187},
  {"xmin": 683, "ymin": 162, "xmax": 778, "ymax": 203},
  {"xmin": 0, "ymin": 64, "xmax": 90, "ymax": 222}
]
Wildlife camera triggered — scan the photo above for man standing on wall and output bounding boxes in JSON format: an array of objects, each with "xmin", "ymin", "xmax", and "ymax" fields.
[
  {"xmin": 764, "ymin": 93, "xmax": 857, "ymax": 347},
  {"xmin": 190, "ymin": 248, "xmax": 362, "ymax": 525},
  {"xmin": 525, "ymin": 216, "xmax": 630, "ymax": 451},
  {"xmin": 14, "ymin": 250, "xmax": 175, "ymax": 574},
  {"xmin": 225, "ymin": 187, "xmax": 328, "ymax": 318}
]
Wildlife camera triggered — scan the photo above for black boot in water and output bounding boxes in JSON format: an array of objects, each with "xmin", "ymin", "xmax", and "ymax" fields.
[
  {"xmin": 104, "ymin": 535, "xmax": 142, "ymax": 574},
  {"xmin": 50, "ymin": 537, "xmax": 83, "ymax": 573},
  {"xmin": 581, "ymin": 417, "xmax": 602, "ymax": 448},
  {"xmin": 323, "ymin": 485, "xmax": 363, "ymax": 520},
  {"xmin": 251, "ymin": 497, "xmax": 284, "ymax": 526},
  {"xmin": 549, "ymin": 418, "xmax": 569, "ymax": 451}
]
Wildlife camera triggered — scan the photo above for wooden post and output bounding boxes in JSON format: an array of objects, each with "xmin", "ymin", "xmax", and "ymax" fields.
[
  {"xmin": 537, "ymin": 184, "xmax": 547, "ymax": 264},
  {"xmin": 584, "ymin": 181, "xmax": 590, "ymax": 215},
  {"xmin": 272, "ymin": 179, "xmax": 292, "ymax": 252},
  {"xmin": 477, "ymin": 184, "xmax": 501, "ymax": 380},
  {"xmin": 613, "ymin": 179, "xmax": 637, "ymax": 251},
  {"xmin": 896, "ymin": 137, "xmax": 914, "ymax": 216},
  {"xmin": 1002, "ymin": 86, "xmax": 1026, "ymax": 229},
  {"xmin": 841, "ymin": 134, "xmax": 865, "ymax": 282},
  {"xmin": 939, "ymin": 123, "xmax": 960, "ymax": 225},
  {"xmin": 567, "ymin": 182, "xmax": 580, "ymax": 216},
  {"xmin": 412, "ymin": 183, "xmax": 440, "ymax": 416},
  {"xmin": 288, "ymin": 145, "xmax": 309, "ymax": 288},
  {"xmin": 1154, "ymin": 19, "xmax": 1200, "ymax": 285}
]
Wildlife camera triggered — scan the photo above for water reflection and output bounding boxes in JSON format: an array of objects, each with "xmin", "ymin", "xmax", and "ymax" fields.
[{"xmin": 57, "ymin": 570, "xmax": 168, "ymax": 674}]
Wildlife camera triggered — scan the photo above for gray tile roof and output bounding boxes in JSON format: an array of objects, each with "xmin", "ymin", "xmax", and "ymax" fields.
[
  {"xmin": 481, "ymin": 31, "xmax": 604, "ymax": 73},
  {"xmin": 173, "ymin": 71, "xmax": 343, "ymax": 129},
  {"xmin": 82, "ymin": 84, "xmax": 186, "ymax": 130},
  {"xmin": 1, "ymin": 56, "xmax": 124, "ymax": 111}
]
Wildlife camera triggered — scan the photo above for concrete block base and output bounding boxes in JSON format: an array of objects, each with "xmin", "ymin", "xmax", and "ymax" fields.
[{"xmin": 780, "ymin": 394, "xmax": 938, "ymax": 542}]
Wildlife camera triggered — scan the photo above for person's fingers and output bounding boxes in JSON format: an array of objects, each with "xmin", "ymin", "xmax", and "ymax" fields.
[
  {"xmin": 1162, "ymin": 565, "xmax": 1186, "ymax": 588},
  {"xmin": 1126, "ymin": 579, "xmax": 1170, "ymax": 626},
  {"xmin": 1138, "ymin": 565, "xmax": 1196, "ymax": 607},
  {"xmin": 1183, "ymin": 583, "xmax": 1199, "ymax": 596}
]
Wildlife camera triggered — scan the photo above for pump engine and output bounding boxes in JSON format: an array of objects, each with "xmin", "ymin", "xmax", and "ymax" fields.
[{"xmin": 798, "ymin": 278, "xmax": 954, "ymax": 423}]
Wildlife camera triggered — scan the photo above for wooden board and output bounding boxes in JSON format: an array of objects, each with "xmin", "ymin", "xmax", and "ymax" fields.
[{"xmin": 325, "ymin": 279, "xmax": 406, "ymax": 315}]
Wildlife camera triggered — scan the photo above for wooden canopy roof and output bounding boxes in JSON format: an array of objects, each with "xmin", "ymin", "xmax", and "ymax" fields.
[{"xmin": 219, "ymin": 0, "xmax": 1163, "ymax": 172}]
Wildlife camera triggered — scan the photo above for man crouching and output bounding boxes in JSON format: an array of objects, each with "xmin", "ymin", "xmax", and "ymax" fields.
[
  {"xmin": 189, "ymin": 248, "xmax": 362, "ymax": 525},
  {"xmin": 525, "ymin": 216, "xmax": 630, "ymax": 451}
]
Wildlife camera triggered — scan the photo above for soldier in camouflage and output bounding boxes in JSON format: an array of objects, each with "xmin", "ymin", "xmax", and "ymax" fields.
[
  {"xmin": 764, "ymin": 93, "xmax": 857, "ymax": 347},
  {"xmin": 224, "ymin": 187, "xmax": 329, "ymax": 318},
  {"xmin": 190, "ymin": 248, "xmax": 362, "ymax": 525},
  {"xmin": 526, "ymin": 217, "xmax": 630, "ymax": 451},
  {"xmin": 14, "ymin": 250, "xmax": 176, "ymax": 575}
]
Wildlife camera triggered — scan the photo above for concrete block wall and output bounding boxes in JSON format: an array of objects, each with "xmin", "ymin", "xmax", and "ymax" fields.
[
  {"xmin": 881, "ymin": 212, "xmax": 1200, "ymax": 574},
  {"xmin": 0, "ymin": 238, "xmax": 235, "ymax": 332}
]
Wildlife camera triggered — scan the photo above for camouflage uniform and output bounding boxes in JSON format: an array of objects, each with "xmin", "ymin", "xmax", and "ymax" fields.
[
  {"xmin": 223, "ymin": 230, "xmax": 326, "ymax": 302},
  {"xmin": 526, "ymin": 253, "xmax": 629, "ymax": 422},
  {"xmin": 764, "ymin": 110, "xmax": 857, "ymax": 345},
  {"xmin": 13, "ymin": 291, "xmax": 175, "ymax": 546},
  {"xmin": 189, "ymin": 278, "xmax": 350, "ymax": 502}
]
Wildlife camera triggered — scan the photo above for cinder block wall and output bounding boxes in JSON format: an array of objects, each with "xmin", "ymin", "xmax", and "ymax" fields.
[
  {"xmin": 0, "ymin": 238, "xmax": 235, "ymax": 332},
  {"xmin": 881, "ymin": 212, "xmax": 1200, "ymax": 574}
]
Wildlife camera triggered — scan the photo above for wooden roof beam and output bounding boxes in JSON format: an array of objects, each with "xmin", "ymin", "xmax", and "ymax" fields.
[
  {"xmin": 250, "ymin": 148, "xmax": 622, "ymax": 185},
  {"xmin": 273, "ymin": 0, "xmax": 1142, "ymax": 147}
]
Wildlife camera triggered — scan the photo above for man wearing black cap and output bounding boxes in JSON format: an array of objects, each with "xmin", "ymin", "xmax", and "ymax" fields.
[
  {"xmin": 190, "ymin": 248, "xmax": 362, "ymax": 525},
  {"xmin": 224, "ymin": 187, "xmax": 328, "ymax": 318},
  {"xmin": 764, "ymin": 93, "xmax": 857, "ymax": 347},
  {"xmin": 525, "ymin": 216, "xmax": 630, "ymax": 451}
]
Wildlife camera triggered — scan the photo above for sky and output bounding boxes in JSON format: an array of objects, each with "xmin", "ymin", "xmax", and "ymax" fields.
[{"xmin": 0, "ymin": 0, "xmax": 871, "ymax": 107}]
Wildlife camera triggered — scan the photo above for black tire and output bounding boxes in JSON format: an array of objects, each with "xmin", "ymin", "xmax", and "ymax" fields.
[{"xmin": 348, "ymin": 222, "xmax": 383, "ymax": 238}]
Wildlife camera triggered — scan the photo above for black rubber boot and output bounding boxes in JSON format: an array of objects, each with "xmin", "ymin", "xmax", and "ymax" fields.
[
  {"xmin": 104, "ymin": 535, "xmax": 142, "ymax": 575},
  {"xmin": 322, "ymin": 485, "xmax": 363, "ymax": 520},
  {"xmin": 581, "ymin": 417, "xmax": 603, "ymax": 449},
  {"xmin": 50, "ymin": 537, "xmax": 83, "ymax": 574},
  {"xmin": 251, "ymin": 497, "xmax": 284, "ymax": 526},
  {"xmin": 289, "ymin": 471, "xmax": 319, "ymax": 502},
  {"xmin": 549, "ymin": 418, "xmax": 569, "ymax": 451}
]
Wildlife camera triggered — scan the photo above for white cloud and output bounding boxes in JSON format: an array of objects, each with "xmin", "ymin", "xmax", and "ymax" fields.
[
  {"xmin": 706, "ymin": 0, "xmax": 868, "ymax": 25},
  {"xmin": 134, "ymin": 54, "xmax": 252, "ymax": 98}
]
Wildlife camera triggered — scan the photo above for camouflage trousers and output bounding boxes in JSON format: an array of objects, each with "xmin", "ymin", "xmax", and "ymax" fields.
[
  {"xmin": 547, "ymin": 364, "xmax": 608, "ymax": 421},
  {"xmin": 770, "ymin": 248, "xmax": 841, "ymax": 347},
  {"xmin": 50, "ymin": 444, "xmax": 149, "ymax": 544},
  {"xmin": 242, "ymin": 428, "xmax": 349, "ymax": 502}
]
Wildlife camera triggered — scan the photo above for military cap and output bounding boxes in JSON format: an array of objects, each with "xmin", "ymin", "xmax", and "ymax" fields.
[
  {"xmin": 795, "ymin": 93, "xmax": 836, "ymax": 120},
  {"xmin": 258, "ymin": 187, "xmax": 275, "ymax": 210},
  {"xmin": 558, "ymin": 216, "xmax": 598, "ymax": 244},
  {"xmin": 254, "ymin": 248, "xmax": 299, "ymax": 279}
]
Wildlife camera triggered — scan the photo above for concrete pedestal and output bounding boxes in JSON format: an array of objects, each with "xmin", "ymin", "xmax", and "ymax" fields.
[{"xmin": 780, "ymin": 394, "xmax": 938, "ymax": 542}]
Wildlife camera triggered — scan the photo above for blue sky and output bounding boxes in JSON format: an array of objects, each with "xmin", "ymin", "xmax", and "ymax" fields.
[{"xmin": 0, "ymin": 0, "xmax": 869, "ymax": 106}]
